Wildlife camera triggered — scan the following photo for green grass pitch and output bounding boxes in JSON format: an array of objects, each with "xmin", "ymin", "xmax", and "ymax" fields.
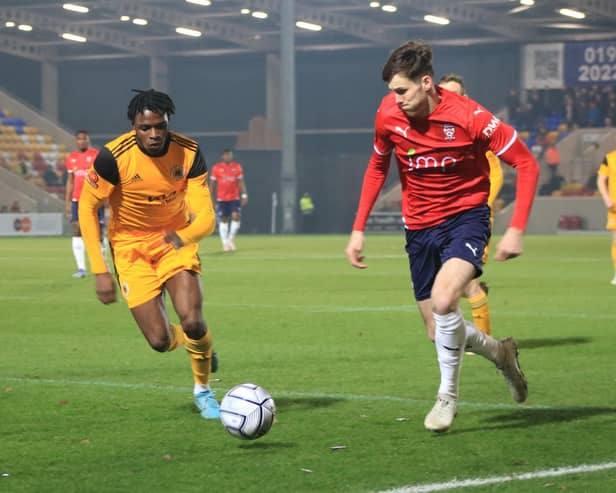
[{"xmin": 1, "ymin": 234, "xmax": 615, "ymax": 492}]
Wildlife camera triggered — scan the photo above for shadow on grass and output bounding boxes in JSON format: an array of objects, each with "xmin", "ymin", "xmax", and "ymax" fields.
[
  {"xmin": 237, "ymin": 441, "xmax": 296, "ymax": 450},
  {"xmin": 516, "ymin": 336, "xmax": 593, "ymax": 349},
  {"xmin": 182, "ymin": 396, "xmax": 341, "ymax": 418},
  {"xmin": 275, "ymin": 396, "xmax": 343, "ymax": 412},
  {"xmin": 452, "ymin": 405, "xmax": 616, "ymax": 434}
]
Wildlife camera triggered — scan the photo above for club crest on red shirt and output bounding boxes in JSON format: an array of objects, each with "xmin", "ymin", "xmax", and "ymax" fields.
[{"xmin": 443, "ymin": 124, "xmax": 456, "ymax": 141}]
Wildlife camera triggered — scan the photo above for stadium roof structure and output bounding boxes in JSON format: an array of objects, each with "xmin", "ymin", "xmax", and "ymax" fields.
[{"xmin": 0, "ymin": 0, "xmax": 615, "ymax": 62}]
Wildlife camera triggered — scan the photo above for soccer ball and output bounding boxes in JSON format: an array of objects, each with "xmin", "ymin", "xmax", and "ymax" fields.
[{"xmin": 220, "ymin": 383, "xmax": 276, "ymax": 440}]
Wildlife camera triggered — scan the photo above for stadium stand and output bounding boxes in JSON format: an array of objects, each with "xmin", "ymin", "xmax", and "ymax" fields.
[{"xmin": 0, "ymin": 87, "xmax": 74, "ymax": 211}]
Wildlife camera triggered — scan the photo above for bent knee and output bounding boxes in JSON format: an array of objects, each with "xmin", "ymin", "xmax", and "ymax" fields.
[
  {"xmin": 182, "ymin": 319, "xmax": 206, "ymax": 340},
  {"xmin": 147, "ymin": 334, "xmax": 171, "ymax": 353},
  {"xmin": 430, "ymin": 295, "xmax": 458, "ymax": 315}
]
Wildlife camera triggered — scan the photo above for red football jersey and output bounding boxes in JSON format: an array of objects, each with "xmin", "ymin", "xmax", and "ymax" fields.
[
  {"xmin": 210, "ymin": 161, "xmax": 244, "ymax": 201},
  {"xmin": 66, "ymin": 148, "xmax": 99, "ymax": 200},
  {"xmin": 353, "ymin": 88, "xmax": 537, "ymax": 231}
]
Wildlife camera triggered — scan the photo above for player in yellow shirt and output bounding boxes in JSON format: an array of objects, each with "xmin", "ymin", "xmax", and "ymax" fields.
[
  {"xmin": 597, "ymin": 149, "xmax": 616, "ymax": 285},
  {"xmin": 439, "ymin": 74, "xmax": 503, "ymax": 335},
  {"xmin": 78, "ymin": 89, "xmax": 220, "ymax": 419}
]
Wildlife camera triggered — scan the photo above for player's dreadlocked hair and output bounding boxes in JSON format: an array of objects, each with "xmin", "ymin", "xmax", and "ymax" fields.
[{"xmin": 127, "ymin": 89, "xmax": 176, "ymax": 124}]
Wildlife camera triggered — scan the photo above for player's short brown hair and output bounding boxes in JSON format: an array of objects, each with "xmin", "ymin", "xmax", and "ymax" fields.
[
  {"xmin": 382, "ymin": 41, "xmax": 434, "ymax": 83},
  {"xmin": 439, "ymin": 73, "xmax": 466, "ymax": 95}
]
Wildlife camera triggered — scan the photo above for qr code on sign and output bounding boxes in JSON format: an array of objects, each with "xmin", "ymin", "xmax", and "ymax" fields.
[{"xmin": 533, "ymin": 49, "xmax": 560, "ymax": 81}]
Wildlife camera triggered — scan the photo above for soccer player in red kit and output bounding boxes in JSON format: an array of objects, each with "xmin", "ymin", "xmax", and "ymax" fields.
[
  {"xmin": 345, "ymin": 41, "xmax": 539, "ymax": 432},
  {"xmin": 64, "ymin": 130, "xmax": 105, "ymax": 278},
  {"xmin": 210, "ymin": 149, "xmax": 247, "ymax": 252}
]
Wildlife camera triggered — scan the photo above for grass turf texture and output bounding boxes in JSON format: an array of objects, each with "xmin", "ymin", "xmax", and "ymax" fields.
[{"xmin": 1, "ymin": 234, "xmax": 615, "ymax": 492}]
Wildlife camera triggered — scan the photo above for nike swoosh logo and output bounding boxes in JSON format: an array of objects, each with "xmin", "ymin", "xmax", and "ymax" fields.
[{"xmin": 442, "ymin": 345, "xmax": 461, "ymax": 352}]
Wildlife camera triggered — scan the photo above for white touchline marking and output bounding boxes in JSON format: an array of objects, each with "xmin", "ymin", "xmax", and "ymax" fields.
[
  {"xmin": 201, "ymin": 302, "xmax": 616, "ymax": 320},
  {"xmin": 376, "ymin": 462, "xmax": 616, "ymax": 493},
  {"xmin": 3, "ymin": 377, "xmax": 568, "ymax": 411}
]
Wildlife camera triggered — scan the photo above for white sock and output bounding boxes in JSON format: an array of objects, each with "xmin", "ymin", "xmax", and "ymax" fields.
[
  {"xmin": 101, "ymin": 237, "xmax": 108, "ymax": 262},
  {"xmin": 434, "ymin": 310, "xmax": 466, "ymax": 399},
  {"xmin": 72, "ymin": 236, "xmax": 86, "ymax": 271},
  {"xmin": 229, "ymin": 220, "xmax": 241, "ymax": 240},
  {"xmin": 193, "ymin": 383, "xmax": 211, "ymax": 396},
  {"xmin": 464, "ymin": 320, "xmax": 500, "ymax": 362},
  {"xmin": 219, "ymin": 222, "xmax": 229, "ymax": 246}
]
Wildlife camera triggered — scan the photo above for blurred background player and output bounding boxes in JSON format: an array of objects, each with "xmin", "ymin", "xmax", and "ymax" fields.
[
  {"xmin": 210, "ymin": 149, "xmax": 248, "ymax": 251},
  {"xmin": 597, "ymin": 148, "xmax": 616, "ymax": 285},
  {"xmin": 439, "ymin": 74, "xmax": 503, "ymax": 336},
  {"xmin": 299, "ymin": 191, "xmax": 316, "ymax": 233},
  {"xmin": 78, "ymin": 89, "xmax": 220, "ymax": 419},
  {"xmin": 64, "ymin": 130, "xmax": 105, "ymax": 278}
]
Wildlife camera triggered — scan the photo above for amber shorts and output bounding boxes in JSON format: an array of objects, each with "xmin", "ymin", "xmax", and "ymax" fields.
[{"xmin": 110, "ymin": 230, "xmax": 201, "ymax": 308}]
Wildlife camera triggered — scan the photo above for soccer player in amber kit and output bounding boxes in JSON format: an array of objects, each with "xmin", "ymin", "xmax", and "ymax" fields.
[
  {"xmin": 79, "ymin": 89, "xmax": 220, "ymax": 419},
  {"xmin": 345, "ymin": 41, "xmax": 539, "ymax": 432},
  {"xmin": 597, "ymin": 149, "xmax": 616, "ymax": 285},
  {"xmin": 439, "ymin": 73, "xmax": 504, "ymax": 336}
]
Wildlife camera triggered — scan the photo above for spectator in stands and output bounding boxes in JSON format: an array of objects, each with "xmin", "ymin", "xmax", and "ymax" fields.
[
  {"xmin": 607, "ymin": 101, "xmax": 616, "ymax": 126},
  {"xmin": 585, "ymin": 170, "xmax": 598, "ymax": 193},
  {"xmin": 564, "ymin": 93, "xmax": 575, "ymax": 127},
  {"xmin": 505, "ymin": 89, "xmax": 519, "ymax": 123},
  {"xmin": 17, "ymin": 158, "xmax": 30, "ymax": 178},
  {"xmin": 528, "ymin": 89, "xmax": 546, "ymax": 128},
  {"xmin": 539, "ymin": 173, "xmax": 566, "ymax": 196},
  {"xmin": 43, "ymin": 164, "xmax": 60, "ymax": 187},
  {"xmin": 535, "ymin": 125, "xmax": 549, "ymax": 148},
  {"xmin": 0, "ymin": 205, "xmax": 8, "ymax": 213},
  {"xmin": 544, "ymin": 144, "xmax": 561, "ymax": 179},
  {"xmin": 504, "ymin": 86, "xmax": 614, "ymax": 135},
  {"xmin": 586, "ymin": 101, "xmax": 604, "ymax": 128},
  {"xmin": 499, "ymin": 170, "xmax": 517, "ymax": 206},
  {"xmin": 10, "ymin": 200, "xmax": 21, "ymax": 213}
]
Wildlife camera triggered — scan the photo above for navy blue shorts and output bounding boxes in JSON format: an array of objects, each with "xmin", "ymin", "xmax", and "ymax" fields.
[
  {"xmin": 405, "ymin": 205, "xmax": 491, "ymax": 301},
  {"xmin": 71, "ymin": 200, "xmax": 105, "ymax": 226},
  {"xmin": 216, "ymin": 199, "xmax": 241, "ymax": 219}
]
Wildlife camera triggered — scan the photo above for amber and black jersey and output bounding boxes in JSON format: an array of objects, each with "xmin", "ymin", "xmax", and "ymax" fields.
[{"xmin": 78, "ymin": 130, "xmax": 216, "ymax": 274}]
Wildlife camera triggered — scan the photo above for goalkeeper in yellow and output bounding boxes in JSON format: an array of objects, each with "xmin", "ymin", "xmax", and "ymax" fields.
[
  {"xmin": 78, "ymin": 89, "xmax": 220, "ymax": 419},
  {"xmin": 597, "ymin": 149, "xmax": 616, "ymax": 285},
  {"xmin": 439, "ymin": 74, "xmax": 503, "ymax": 335}
]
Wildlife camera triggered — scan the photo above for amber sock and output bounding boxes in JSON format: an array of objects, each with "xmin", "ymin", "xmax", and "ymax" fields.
[
  {"xmin": 468, "ymin": 291, "xmax": 492, "ymax": 335},
  {"xmin": 184, "ymin": 329, "xmax": 213, "ymax": 387},
  {"xmin": 166, "ymin": 323, "xmax": 185, "ymax": 352}
]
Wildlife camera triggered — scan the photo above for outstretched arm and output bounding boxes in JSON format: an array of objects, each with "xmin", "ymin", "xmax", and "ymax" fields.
[
  {"xmin": 493, "ymin": 136, "xmax": 539, "ymax": 261},
  {"xmin": 345, "ymin": 149, "xmax": 391, "ymax": 268}
]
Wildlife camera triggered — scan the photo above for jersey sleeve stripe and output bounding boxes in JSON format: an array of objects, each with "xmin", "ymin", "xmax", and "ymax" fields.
[
  {"xmin": 494, "ymin": 130, "xmax": 517, "ymax": 157},
  {"xmin": 170, "ymin": 132, "xmax": 197, "ymax": 145},
  {"xmin": 110, "ymin": 135, "xmax": 136, "ymax": 155},
  {"xmin": 374, "ymin": 144, "xmax": 391, "ymax": 156},
  {"xmin": 170, "ymin": 133, "xmax": 198, "ymax": 150},
  {"xmin": 110, "ymin": 137, "xmax": 137, "ymax": 159}
]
